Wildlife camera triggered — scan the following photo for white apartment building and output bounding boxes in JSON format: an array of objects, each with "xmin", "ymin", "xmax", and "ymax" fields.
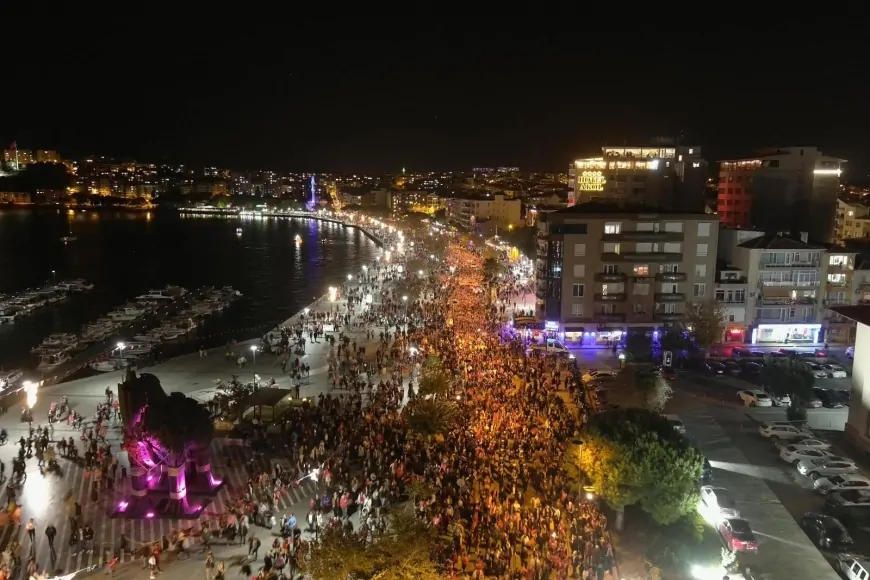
[
  {"xmin": 714, "ymin": 265, "xmax": 749, "ymax": 343},
  {"xmin": 446, "ymin": 194, "xmax": 521, "ymax": 233},
  {"xmin": 835, "ymin": 198, "xmax": 870, "ymax": 243},
  {"xmin": 718, "ymin": 229, "xmax": 826, "ymax": 344}
]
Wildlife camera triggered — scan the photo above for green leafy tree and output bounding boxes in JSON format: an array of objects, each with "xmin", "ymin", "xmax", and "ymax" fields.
[
  {"xmin": 660, "ymin": 329, "xmax": 691, "ymax": 354},
  {"xmin": 608, "ymin": 364, "xmax": 673, "ymax": 411},
  {"xmin": 580, "ymin": 408, "xmax": 703, "ymax": 530},
  {"xmin": 500, "ymin": 226, "xmax": 537, "ymax": 259},
  {"xmin": 624, "ymin": 332, "xmax": 652, "ymax": 361},
  {"xmin": 417, "ymin": 370, "xmax": 451, "ymax": 400},
  {"xmin": 303, "ymin": 512, "xmax": 440, "ymax": 580},
  {"xmin": 482, "ymin": 257, "xmax": 504, "ymax": 284},
  {"xmin": 422, "ymin": 355, "xmax": 442, "ymax": 374},
  {"xmin": 405, "ymin": 399, "xmax": 459, "ymax": 436},
  {"xmin": 685, "ymin": 301, "xmax": 727, "ymax": 349},
  {"xmin": 761, "ymin": 357, "xmax": 815, "ymax": 408}
]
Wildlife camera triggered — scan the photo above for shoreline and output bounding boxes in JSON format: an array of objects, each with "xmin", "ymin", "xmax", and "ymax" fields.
[{"xmin": 26, "ymin": 213, "xmax": 389, "ymax": 387}]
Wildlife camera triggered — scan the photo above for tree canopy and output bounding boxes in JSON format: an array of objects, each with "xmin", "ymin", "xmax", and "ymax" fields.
[
  {"xmin": 303, "ymin": 512, "xmax": 441, "ymax": 580},
  {"xmin": 482, "ymin": 257, "xmax": 505, "ymax": 284},
  {"xmin": 580, "ymin": 408, "xmax": 703, "ymax": 526},
  {"xmin": 624, "ymin": 332, "xmax": 652, "ymax": 361},
  {"xmin": 606, "ymin": 364, "xmax": 673, "ymax": 412},
  {"xmin": 0, "ymin": 162, "xmax": 71, "ymax": 193},
  {"xmin": 498, "ymin": 226, "xmax": 537, "ymax": 259},
  {"xmin": 417, "ymin": 370, "xmax": 450, "ymax": 400},
  {"xmin": 405, "ymin": 399, "xmax": 460, "ymax": 436},
  {"xmin": 684, "ymin": 301, "xmax": 726, "ymax": 349},
  {"xmin": 761, "ymin": 357, "xmax": 815, "ymax": 406}
]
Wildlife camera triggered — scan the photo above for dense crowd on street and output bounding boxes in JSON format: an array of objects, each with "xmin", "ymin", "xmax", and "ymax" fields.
[{"xmin": 0, "ymin": 225, "xmax": 617, "ymax": 580}]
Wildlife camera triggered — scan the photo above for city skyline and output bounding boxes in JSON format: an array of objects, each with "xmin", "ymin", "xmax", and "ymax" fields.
[{"xmin": 2, "ymin": 11, "xmax": 867, "ymax": 178}]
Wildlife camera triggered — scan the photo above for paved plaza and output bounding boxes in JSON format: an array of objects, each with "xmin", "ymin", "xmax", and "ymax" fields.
[{"xmin": 0, "ymin": 280, "xmax": 396, "ymax": 578}]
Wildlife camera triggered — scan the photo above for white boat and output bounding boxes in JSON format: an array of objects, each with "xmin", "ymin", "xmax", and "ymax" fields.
[
  {"xmin": 37, "ymin": 350, "xmax": 71, "ymax": 370},
  {"xmin": 0, "ymin": 312, "xmax": 17, "ymax": 324},
  {"xmin": 42, "ymin": 333, "xmax": 78, "ymax": 347},
  {"xmin": 0, "ymin": 370, "xmax": 23, "ymax": 389},
  {"xmin": 133, "ymin": 331, "xmax": 165, "ymax": 343},
  {"xmin": 135, "ymin": 286, "xmax": 186, "ymax": 301},
  {"xmin": 90, "ymin": 359, "xmax": 129, "ymax": 373},
  {"xmin": 107, "ymin": 307, "xmax": 145, "ymax": 321},
  {"xmin": 120, "ymin": 342, "xmax": 152, "ymax": 354}
]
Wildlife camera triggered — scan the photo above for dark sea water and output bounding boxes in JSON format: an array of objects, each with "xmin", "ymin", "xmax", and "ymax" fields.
[{"xmin": 0, "ymin": 209, "xmax": 379, "ymax": 369}]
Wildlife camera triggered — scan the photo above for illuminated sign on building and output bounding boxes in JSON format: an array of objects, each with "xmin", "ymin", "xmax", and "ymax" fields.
[{"xmin": 578, "ymin": 171, "xmax": 606, "ymax": 192}]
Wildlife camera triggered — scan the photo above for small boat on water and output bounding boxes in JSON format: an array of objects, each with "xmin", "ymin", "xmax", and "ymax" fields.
[
  {"xmin": 134, "ymin": 286, "xmax": 187, "ymax": 302},
  {"xmin": 37, "ymin": 350, "xmax": 71, "ymax": 370}
]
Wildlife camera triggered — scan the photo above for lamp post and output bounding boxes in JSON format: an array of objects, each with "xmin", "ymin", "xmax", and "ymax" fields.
[
  {"xmin": 51, "ymin": 270, "xmax": 56, "ymax": 284},
  {"xmin": 250, "ymin": 345, "xmax": 258, "ymax": 364}
]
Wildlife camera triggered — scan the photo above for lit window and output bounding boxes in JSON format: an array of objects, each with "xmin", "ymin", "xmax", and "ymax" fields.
[{"xmin": 633, "ymin": 265, "xmax": 649, "ymax": 276}]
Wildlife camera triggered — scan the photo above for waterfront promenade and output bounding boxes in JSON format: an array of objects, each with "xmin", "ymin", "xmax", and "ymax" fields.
[{"xmin": 0, "ymin": 218, "xmax": 414, "ymax": 579}]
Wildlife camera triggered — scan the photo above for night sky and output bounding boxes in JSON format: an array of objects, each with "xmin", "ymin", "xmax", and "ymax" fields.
[{"xmin": 3, "ymin": 11, "xmax": 866, "ymax": 177}]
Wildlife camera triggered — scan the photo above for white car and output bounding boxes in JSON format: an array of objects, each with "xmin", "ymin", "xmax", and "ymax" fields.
[
  {"xmin": 530, "ymin": 341, "xmax": 570, "ymax": 355},
  {"xmin": 738, "ymin": 390, "xmax": 773, "ymax": 407},
  {"xmin": 664, "ymin": 414, "xmax": 686, "ymax": 435},
  {"xmin": 783, "ymin": 437, "xmax": 831, "ymax": 451},
  {"xmin": 700, "ymin": 486, "xmax": 740, "ymax": 519},
  {"xmin": 797, "ymin": 458, "xmax": 858, "ymax": 479},
  {"xmin": 814, "ymin": 474, "xmax": 870, "ymax": 495},
  {"xmin": 779, "ymin": 445, "xmax": 832, "ymax": 464},
  {"xmin": 823, "ymin": 364, "xmax": 848, "ymax": 379},
  {"xmin": 767, "ymin": 391, "xmax": 791, "ymax": 407},
  {"xmin": 759, "ymin": 423, "xmax": 811, "ymax": 441},
  {"xmin": 807, "ymin": 363, "xmax": 829, "ymax": 379},
  {"xmin": 582, "ymin": 369, "xmax": 618, "ymax": 382}
]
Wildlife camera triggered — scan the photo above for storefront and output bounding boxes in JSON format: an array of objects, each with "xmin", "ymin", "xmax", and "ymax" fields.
[
  {"xmin": 723, "ymin": 326, "xmax": 746, "ymax": 343},
  {"xmin": 751, "ymin": 323, "xmax": 821, "ymax": 345}
]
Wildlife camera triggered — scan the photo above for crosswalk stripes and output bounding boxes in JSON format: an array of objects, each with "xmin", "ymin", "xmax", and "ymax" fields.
[{"xmin": 0, "ymin": 438, "xmax": 317, "ymax": 576}]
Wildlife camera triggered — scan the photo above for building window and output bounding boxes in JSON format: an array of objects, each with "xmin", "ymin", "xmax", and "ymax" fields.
[
  {"xmin": 693, "ymin": 283, "xmax": 706, "ymax": 297},
  {"xmin": 633, "ymin": 265, "xmax": 649, "ymax": 276},
  {"xmin": 696, "ymin": 243, "xmax": 708, "ymax": 257},
  {"xmin": 604, "ymin": 222, "xmax": 621, "ymax": 234},
  {"xmin": 697, "ymin": 222, "xmax": 711, "ymax": 237},
  {"xmin": 574, "ymin": 243, "xmax": 586, "ymax": 257},
  {"xmin": 636, "ymin": 242, "xmax": 652, "ymax": 252},
  {"xmin": 603, "ymin": 243, "xmax": 620, "ymax": 254},
  {"xmin": 572, "ymin": 284, "xmax": 585, "ymax": 297},
  {"xmin": 571, "ymin": 303, "xmax": 584, "ymax": 316},
  {"xmin": 695, "ymin": 264, "xmax": 707, "ymax": 278},
  {"xmin": 715, "ymin": 289, "xmax": 725, "ymax": 301},
  {"xmin": 636, "ymin": 222, "xmax": 655, "ymax": 232},
  {"xmin": 664, "ymin": 242, "xmax": 681, "ymax": 253},
  {"xmin": 573, "ymin": 264, "xmax": 586, "ymax": 278},
  {"xmin": 603, "ymin": 264, "xmax": 618, "ymax": 274},
  {"xmin": 664, "ymin": 222, "xmax": 683, "ymax": 233}
]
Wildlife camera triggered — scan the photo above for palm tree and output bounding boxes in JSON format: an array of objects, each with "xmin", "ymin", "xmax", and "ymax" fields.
[
  {"xmin": 406, "ymin": 399, "xmax": 460, "ymax": 436},
  {"xmin": 418, "ymin": 370, "xmax": 450, "ymax": 399},
  {"xmin": 422, "ymin": 355, "xmax": 442, "ymax": 374}
]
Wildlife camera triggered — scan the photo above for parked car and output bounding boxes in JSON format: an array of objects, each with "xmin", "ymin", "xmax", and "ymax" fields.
[
  {"xmin": 807, "ymin": 363, "xmax": 828, "ymax": 379},
  {"xmin": 814, "ymin": 474, "xmax": 870, "ymax": 495},
  {"xmin": 717, "ymin": 518, "xmax": 758, "ymax": 552},
  {"xmin": 806, "ymin": 393, "xmax": 824, "ymax": 408},
  {"xmin": 835, "ymin": 390, "xmax": 852, "ymax": 407},
  {"xmin": 799, "ymin": 513, "xmax": 854, "ymax": 550},
  {"xmin": 705, "ymin": 362, "xmax": 726, "ymax": 375},
  {"xmin": 822, "ymin": 363, "xmax": 848, "ymax": 378},
  {"xmin": 797, "ymin": 458, "xmax": 858, "ymax": 479},
  {"xmin": 814, "ymin": 388, "xmax": 846, "ymax": 408},
  {"xmin": 722, "ymin": 360, "xmax": 742, "ymax": 375},
  {"xmin": 765, "ymin": 390, "xmax": 791, "ymax": 407},
  {"xmin": 738, "ymin": 390, "xmax": 773, "ymax": 407},
  {"xmin": 826, "ymin": 489, "xmax": 870, "ymax": 508},
  {"xmin": 700, "ymin": 486, "xmax": 740, "ymax": 519},
  {"xmin": 779, "ymin": 445, "xmax": 832, "ymax": 464},
  {"xmin": 758, "ymin": 422, "xmax": 811, "ymax": 441},
  {"xmin": 740, "ymin": 361, "xmax": 764, "ymax": 375},
  {"xmin": 664, "ymin": 414, "xmax": 685, "ymax": 435},
  {"xmin": 777, "ymin": 437, "xmax": 830, "ymax": 451},
  {"xmin": 530, "ymin": 341, "xmax": 570, "ymax": 355},
  {"xmin": 581, "ymin": 369, "xmax": 618, "ymax": 382}
]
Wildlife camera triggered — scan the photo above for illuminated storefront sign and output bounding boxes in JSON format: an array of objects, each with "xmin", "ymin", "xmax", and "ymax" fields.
[{"xmin": 579, "ymin": 171, "xmax": 606, "ymax": 192}]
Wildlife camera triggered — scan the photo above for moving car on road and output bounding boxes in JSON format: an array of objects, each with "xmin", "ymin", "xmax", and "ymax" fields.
[
  {"xmin": 717, "ymin": 518, "xmax": 758, "ymax": 552},
  {"xmin": 700, "ymin": 486, "xmax": 740, "ymax": 519},
  {"xmin": 814, "ymin": 474, "xmax": 870, "ymax": 495},
  {"xmin": 737, "ymin": 390, "xmax": 772, "ymax": 407}
]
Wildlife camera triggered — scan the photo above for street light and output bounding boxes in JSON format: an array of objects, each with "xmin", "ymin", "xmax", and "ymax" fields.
[
  {"xmin": 347, "ymin": 274, "xmax": 353, "ymax": 281},
  {"xmin": 117, "ymin": 342, "xmax": 125, "ymax": 351},
  {"xmin": 250, "ymin": 345, "xmax": 258, "ymax": 363},
  {"xmin": 51, "ymin": 270, "xmax": 56, "ymax": 284}
]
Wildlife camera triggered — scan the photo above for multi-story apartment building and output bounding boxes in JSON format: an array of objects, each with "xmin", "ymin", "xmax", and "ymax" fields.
[
  {"xmin": 446, "ymin": 194, "xmax": 521, "ymax": 234},
  {"xmin": 2, "ymin": 148, "xmax": 34, "ymax": 168},
  {"xmin": 35, "ymin": 149, "xmax": 61, "ymax": 164},
  {"xmin": 822, "ymin": 250, "xmax": 860, "ymax": 344},
  {"xmin": 535, "ymin": 204, "xmax": 718, "ymax": 344},
  {"xmin": 714, "ymin": 265, "xmax": 749, "ymax": 343},
  {"xmin": 389, "ymin": 191, "xmax": 446, "ymax": 215},
  {"xmin": 567, "ymin": 139, "xmax": 707, "ymax": 212},
  {"xmin": 835, "ymin": 199, "xmax": 870, "ymax": 242},
  {"xmin": 718, "ymin": 229, "xmax": 835, "ymax": 344},
  {"xmin": 717, "ymin": 147, "xmax": 844, "ymax": 243}
]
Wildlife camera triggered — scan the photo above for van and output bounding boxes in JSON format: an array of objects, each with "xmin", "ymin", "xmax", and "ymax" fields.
[{"xmin": 837, "ymin": 554, "xmax": 870, "ymax": 580}]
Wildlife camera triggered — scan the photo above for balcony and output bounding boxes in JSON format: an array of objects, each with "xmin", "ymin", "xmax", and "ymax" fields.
[
  {"xmin": 602, "ymin": 231, "xmax": 684, "ymax": 242},
  {"xmin": 655, "ymin": 293, "xmax": 686, "ymax": 302},
  {"xmin": 760, "ymin": 261, "xmax": 820, "ymax": 269},
  {"xmin": 760, "ymin": 297, "xmax": 816, "ymax": 306},
  {"xmin": 761, "ymin": 280, "xmax": 821, "ymax": 287},
  {"xmin": 601, "ymin": 252, "xmax": 683, "ymax": 262},
  {"xmin": 654, "ymin": 312, "xmax": 685, "ymax": 322},
  {"xmin": 594, "ymin": 272, "xmax": 627, "ymax": 282},
  {"xmin": 594, "ymin": 293, "xmax": 627, "ymax": 302},
  {"xmin": 594, "ymin": 313, "xmax": 627, "ymax": 322},
  {"xmin": 655, "ymin": 272, "xmax": 688, "ymax": 282}
]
